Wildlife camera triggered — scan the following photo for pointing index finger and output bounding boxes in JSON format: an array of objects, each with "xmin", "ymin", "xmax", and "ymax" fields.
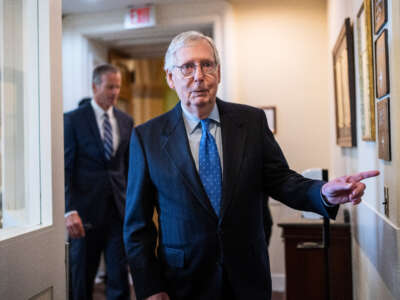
[{"xmin": 349, "ymin": 170, "xmax": 380, "ymax": 182}]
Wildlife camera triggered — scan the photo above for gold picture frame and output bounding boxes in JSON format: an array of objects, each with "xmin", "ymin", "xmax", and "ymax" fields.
[
  {"xmin": 356, "ymin": 1, "xmax": 376, "ymax": 141},
  {"xmin": 377, "ymin": 98, "xmax": 391, "ymax": 161},
  {"xmin": 375, "ymin": 29, "xmax": 390, "ymax": 98},
  {"xmin": 332, "ymin": 18, "xmax": 356, "ymax": 147},
  {"xmin": 374, "ymin": 0, "xmax": 387, "ymax": 34}
]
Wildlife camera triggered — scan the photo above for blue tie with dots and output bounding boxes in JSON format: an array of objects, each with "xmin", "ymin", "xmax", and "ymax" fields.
[{"xmin": 199, "ymin": 118, "xmax": 222, "ymax": 217}]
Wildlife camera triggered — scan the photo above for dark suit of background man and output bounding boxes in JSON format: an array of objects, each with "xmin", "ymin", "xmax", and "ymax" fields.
[
  {"xmin": 65, "ymin": 64, "xmax": 134, "ymax": 300},
  {"xmin": 123, "ymin": 31, "xmax": 379, "ymax": 300}
]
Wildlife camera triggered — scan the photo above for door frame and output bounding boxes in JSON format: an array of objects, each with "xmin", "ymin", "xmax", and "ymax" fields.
[{"xmin": 0, "ymin": 0, "xmax": 66, "ymax": 299}]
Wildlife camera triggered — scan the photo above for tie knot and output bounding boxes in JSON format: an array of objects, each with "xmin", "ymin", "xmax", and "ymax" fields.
[
  {"xmin": 104, "ymin": 112, "xmax": 110, "ymax": 120},
  {"xmin": 200, "ymin": 118, "xmax": 211, "ymax": 132}
]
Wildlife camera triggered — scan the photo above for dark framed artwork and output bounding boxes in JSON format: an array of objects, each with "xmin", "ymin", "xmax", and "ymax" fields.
[
  {"xmin": 357, "ymin": 1, "xmax": 376, "ymax": 141},
  {"xmin": 261, "ymin": 106, "xmax": 276, "ymax": 134},
  {"xmin": 332, "ymin": 18, "xmax": 356, "ymax": 147},
  {"xmin": 377, "ymin": 98, "xmax": 391, "ymax": 161},
  {"xmin": 374, "ymin": 0, "xmax": 387, "ymax": 34},
  {"xmin": 375, "ymin": 29, "xmax": 390, "ymax": 98}
]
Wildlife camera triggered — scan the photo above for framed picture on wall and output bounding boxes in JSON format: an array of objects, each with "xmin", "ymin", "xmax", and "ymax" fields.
[
  {"xmin": 332, "ymin": 18, "xmax": 356, "ymax": 147},
  {"xmin": 377, "ymin": 98, "xmax": 391, "ymax": 161},
  {"xmin": 375, "ymin": 29, "xmax": 390, "ymax": 98},
  {"xmin": 261, "ymin": 106, "xmax": 276, "ymax": 134},
  {"xmin": 374, "ymin": 0, "xmax": 387, "ymax": 34},
  {"xmin": 356, "ymin": 1, "xmax": 375, "ymax": 141}
]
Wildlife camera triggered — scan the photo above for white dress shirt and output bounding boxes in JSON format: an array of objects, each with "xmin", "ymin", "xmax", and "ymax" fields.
[{"xmin": 91, "ymin": 99, "xmax": 120, "ymax": 155}]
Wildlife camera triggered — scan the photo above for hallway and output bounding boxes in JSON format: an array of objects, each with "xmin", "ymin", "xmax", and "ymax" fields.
[{"xmin": 1, "ymin": 0, "xmax": 399, "ymax": 299}]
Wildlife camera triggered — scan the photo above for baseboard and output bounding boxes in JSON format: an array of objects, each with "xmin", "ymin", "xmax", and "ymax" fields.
[{"xmin": 271, "ymin": 273, "xmax": 285, "ymax": 292}]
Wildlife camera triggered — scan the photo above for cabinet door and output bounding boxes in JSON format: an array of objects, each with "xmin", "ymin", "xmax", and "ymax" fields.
[{"xmin": 282, "ymin": 224, "xmax": 352, "ymax": 300}]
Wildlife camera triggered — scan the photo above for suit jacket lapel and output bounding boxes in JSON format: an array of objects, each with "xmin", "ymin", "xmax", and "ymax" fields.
[
  {"xmin": 218, "ymin": 99, "xmax": 247, "ymax": 220},
  {"xmin": 114, "ymin": 108, "xmax": 129, "ymax": 155},
  {"xmin": 84, "ymin": 104, "xmax": 107, "ymax": 162},
  {"xmin": 162, "ymin": 104, "xmax": 218, "ymax": 219}
]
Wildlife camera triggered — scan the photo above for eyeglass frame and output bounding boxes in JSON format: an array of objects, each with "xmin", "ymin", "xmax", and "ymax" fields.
[{"xmin": 172, "ymin": 60, "xmax": 219, "ymax": 78}]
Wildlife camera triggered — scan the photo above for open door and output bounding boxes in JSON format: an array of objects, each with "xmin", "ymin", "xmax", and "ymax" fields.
[{"xmin": 0, "ymin": 0, "xmax": 66, "ymax": 299}]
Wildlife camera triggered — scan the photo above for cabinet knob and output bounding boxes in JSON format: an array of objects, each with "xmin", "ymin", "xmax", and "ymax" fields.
[{"xmin": 296, "ymin": 241, "xmax": 324, "ymax": 249}]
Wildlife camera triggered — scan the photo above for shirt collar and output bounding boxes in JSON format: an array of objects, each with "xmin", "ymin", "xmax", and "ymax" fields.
[
  {"xmin": 91, "ymin": 99, "xmax": 114, "ymax": 119},
  {"xmin": 181, "ymin": 101, "xmax": 220, "ymax": 134}
]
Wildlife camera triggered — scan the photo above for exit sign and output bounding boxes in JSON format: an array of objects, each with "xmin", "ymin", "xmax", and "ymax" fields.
[{"xmin": 124, "ymin": 5, "xmax": 156, "ymax": 29}]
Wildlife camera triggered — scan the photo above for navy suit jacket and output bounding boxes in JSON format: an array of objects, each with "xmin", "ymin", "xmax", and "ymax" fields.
[
  {"xmin": 124, "ymin": 99, "xmax": 337, "ymax": 300},
  {"xmin": 64, "ymin": 102, "xmax": 134, "ymax": 227}
]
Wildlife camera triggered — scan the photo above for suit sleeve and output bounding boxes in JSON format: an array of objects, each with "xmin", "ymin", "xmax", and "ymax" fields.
[
  {"xmin": 64, "ymin": 113, "xmax": 76, "ymax": 212},
  {"xmin": 124, "ymin": 118, "xmax": 134, "ymax": 179},
  {"xmin": 260, "ymin": 109, "xmax": 338, "ymax": 219},
  {"xmin": 123, "ymin": 128, "xmax": 166, "ymax": 300}
]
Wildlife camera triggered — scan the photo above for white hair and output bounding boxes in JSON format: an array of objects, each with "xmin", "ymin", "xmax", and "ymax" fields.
[{"xmin": 164, "ymin": 31, "xmax": 220, "ymax": 72}]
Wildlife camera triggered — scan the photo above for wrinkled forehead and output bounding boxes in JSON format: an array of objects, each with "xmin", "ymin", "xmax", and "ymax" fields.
[{"xmin": 173, "ymin": 40, "xmax": 216, "ymax": 64}]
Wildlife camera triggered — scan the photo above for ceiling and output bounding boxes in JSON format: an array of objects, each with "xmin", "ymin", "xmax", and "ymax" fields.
[
  {"xmin": 62, "ymin": 0, "xmax": 216, "ymax": 58},
  {"xmin": 99, "ymin": 24, "xmax": 213, "ymax": 58},
  {"xmin": 62, "ymin": 0, "xmax": 196, "ymax": 15},
  {"xmin": 62, "ymin": 0, "xmax": 253, "ymax": 14}
]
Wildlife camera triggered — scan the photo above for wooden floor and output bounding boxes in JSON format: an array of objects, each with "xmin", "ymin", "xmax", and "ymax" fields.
[
  {"xmin": 93, "ymin": 283, "xmax": 136, "ymax": 300},
  {"xmin": 272, "ymin": 291, "xmax": 285, "ymax": 300},
  {"xmin": 93, "ymin": 283, "xmax": 284, "ymax": 300}
]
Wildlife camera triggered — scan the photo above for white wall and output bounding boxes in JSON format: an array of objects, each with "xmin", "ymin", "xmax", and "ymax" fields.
[
  {"xmin": 231, "ymin": 0, "xmax": 331, "ymax": 291},
  {"xmin": 232, "ymin": 0, "xmax": 330, "ymax": 173},
  {"xmin": 62, "ymin": 30, "xmax": 109, "ymax": 112},
  {"xmin": 327, "ymin": 0, "xmax": 400, "ymax": 299}
]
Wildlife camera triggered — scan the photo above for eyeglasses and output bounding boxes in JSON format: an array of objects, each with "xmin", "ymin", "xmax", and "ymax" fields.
[{"xmin": 173, "ymin": 61, "xmax": 218, "ymax": 78}]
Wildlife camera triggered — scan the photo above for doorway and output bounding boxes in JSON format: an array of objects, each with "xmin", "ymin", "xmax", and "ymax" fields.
[{"xmin": 109, "ymin": 49, "xmax": 179, "ymax": 125}]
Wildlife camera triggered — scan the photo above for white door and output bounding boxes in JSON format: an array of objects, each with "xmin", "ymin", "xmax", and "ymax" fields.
[{"xmin": 0, "ymin": 0, "xmax": 65, "ymax": 299}]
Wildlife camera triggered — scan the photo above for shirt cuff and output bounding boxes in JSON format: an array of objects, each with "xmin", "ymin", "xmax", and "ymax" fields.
[
  {"xmin": 64, "ymin": 210, "xmax": 78, "ymax": 218},
  {"xmin": 320, "ymin": 192, "xmax": 337, "ymax": 207}
]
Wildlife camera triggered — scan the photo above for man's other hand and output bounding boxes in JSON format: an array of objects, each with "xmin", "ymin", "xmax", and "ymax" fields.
[
  {"xmin": 65, "ymin": 212, "xmax": 85, "ymax": 239},
  {"xmin": 145, "ymin": 292, "xmax": 170, "ymax": 300},
  {"xmin": 322, "ymin": 170, "xmax": 380, "ymax": 205}
]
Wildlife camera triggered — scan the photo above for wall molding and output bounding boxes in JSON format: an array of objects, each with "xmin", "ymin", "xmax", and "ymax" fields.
[
  {"xmin": 271, "ymin": 273, "xmax": 285, "ymax": 292},
  {"xmin": 352, "ymin": 203, "xmax": 400, "ymax": 298}
]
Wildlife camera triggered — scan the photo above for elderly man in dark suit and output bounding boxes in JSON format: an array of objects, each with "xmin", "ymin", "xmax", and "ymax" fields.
[
  {"xmin": 123, "ymin": 31, "xmax": 379, "ymax": 300},
  {"xmin": 65, "ymin": 64, "xmax": 133, "ymax": 300}
]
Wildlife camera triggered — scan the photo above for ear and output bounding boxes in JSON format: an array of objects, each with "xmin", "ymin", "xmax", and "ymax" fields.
[
  {"xmin": 217, "ymin": 65, "xmax": 221, "ymax": 84},
  {"xmin": 92, "ymin": 82, "xmax": 97, "ymax": 94},
  {"xmin": 166, "ymin": 71, "xmax": 175, "ymax": 89}
]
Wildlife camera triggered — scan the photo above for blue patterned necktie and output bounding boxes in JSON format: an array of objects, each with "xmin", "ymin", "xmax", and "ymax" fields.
[
  {"xmin": 103, "ymin": 112, "xmax": 113, "ymax": 160},
  {"xmin": 199, "ymin": 118, "xmax": 222, "ymax": 217}
]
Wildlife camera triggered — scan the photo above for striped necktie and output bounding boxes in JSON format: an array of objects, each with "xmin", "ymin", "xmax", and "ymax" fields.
[
  {"xmin": 103, "ymin": 112, "xmax": 113, "ymax": 160},
  {"xmin": 199, "ymin": 118, "xmax": 222, "ymax": 217}
]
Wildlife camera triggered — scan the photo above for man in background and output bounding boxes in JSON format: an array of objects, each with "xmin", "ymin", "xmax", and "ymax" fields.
[
  {"xmin": 78, "ymin": 97, "xmax": 91, "ymax": 107},
  {"xmin": 65, "ymin": 64, "xmax": 133, "ymax": 300}
]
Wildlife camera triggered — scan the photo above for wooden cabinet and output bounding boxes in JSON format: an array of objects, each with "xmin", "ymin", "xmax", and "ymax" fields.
[{"xmin": 278, "ymin": 223, "xmax": 352, "ymax": 300}]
